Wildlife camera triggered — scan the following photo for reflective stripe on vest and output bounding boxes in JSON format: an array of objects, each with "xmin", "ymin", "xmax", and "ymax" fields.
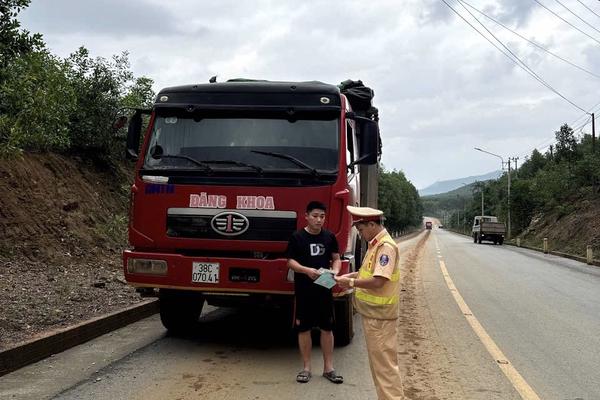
[{"xmin": 355, "ymin": 233, "xmax": 399, "ymax": 305}]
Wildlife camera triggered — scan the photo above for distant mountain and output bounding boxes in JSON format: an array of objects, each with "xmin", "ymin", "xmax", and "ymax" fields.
[{"xmin": 418, "ymin": 170, "xmax": 502, "ymax": 196}]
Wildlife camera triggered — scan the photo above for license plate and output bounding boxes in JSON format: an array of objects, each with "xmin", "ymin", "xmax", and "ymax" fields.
[
  {"xmin": 229, "ymin": 267, "xmax": 260, "ymax": 283},
  {"xmin": 192, "ymin": 262, "xmax": 220, "ymax": 283}
]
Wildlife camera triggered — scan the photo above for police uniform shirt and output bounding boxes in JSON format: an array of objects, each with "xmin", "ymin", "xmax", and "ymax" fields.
[
  {"xmin": 371, "ymin": 234, "xmax": 397, "ymax": 281},
  {"xmin": 353, "ymin": 229, "xmax": 400, "ymax": 320}
]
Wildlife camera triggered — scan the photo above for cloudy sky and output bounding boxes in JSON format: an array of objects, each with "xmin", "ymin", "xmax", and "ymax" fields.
[{"xmin": 18, "ymin": 0, "xmax": 600, "ymax": 189}]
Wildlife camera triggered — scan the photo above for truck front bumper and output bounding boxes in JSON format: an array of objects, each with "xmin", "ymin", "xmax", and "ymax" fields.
[{"xmin": 123, "ymin": 250, "xmax": 351, "ymax": 296}]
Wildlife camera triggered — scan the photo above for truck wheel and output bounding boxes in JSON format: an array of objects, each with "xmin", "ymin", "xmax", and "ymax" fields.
[
  {"xmin": 334, "ymin": 296, "xmax": 354, "ymax": 347},
  {"xmin": 493, "ymin": 239, "xmax": 498, "ymax": 245},
  {"xmin": 473, "ymin": 234, "xmax": 477, "ymax": 243},
  {"xmin": 159, "ymin": 289, "xmax": 204, "ymax": 334},
  {"xmin": 498, "ymin": 238, "xmax": 504, "ymax": 245},
  {"xmin": 477, "ymin": 234, "xmax": 482, "ymax": 244}
]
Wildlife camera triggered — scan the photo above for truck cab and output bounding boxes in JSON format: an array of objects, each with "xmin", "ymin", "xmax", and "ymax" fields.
[{"xmin": 122, "ymin": 80, "xmax": 380, "ymax": 345}]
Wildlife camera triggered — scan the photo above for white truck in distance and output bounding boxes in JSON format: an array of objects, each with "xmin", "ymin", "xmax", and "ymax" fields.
[{"xmin": 472, "ymin": 216, "xmax": 506, "ymax": 245}]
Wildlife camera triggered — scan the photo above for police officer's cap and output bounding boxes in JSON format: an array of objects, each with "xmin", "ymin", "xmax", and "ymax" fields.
[{"xmin": 347, "ymin": 206, "xmax": 385, "ymax": 224}]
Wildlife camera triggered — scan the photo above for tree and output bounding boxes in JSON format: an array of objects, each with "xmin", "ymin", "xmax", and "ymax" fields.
[
  {"xmin": 554, "ymin": 124, "xmax": 578, "ymax": 165},
  {"xmin": 64, "ymin": 47, "xmax": 134, "ymax": 154},
  {"xmin": 121, "ymin": 76, "xmax": 155, "ymax": 110},
  {"xmin": 379, "ymin": 168, "xmax": 422, "ymax": 234},
  {"xmin": 0, "ymin": 0, "xmax": 43, "ymax": 68},
  {"xmin": 509, "ymin": 180, "xmax": 537, "ymax": 232},
  {"xmin": 519, "ymin": 149, "xmax": 546, "ymax": 179},
  {"xmin": 0, "ymin": 50, "xmax": 75, "ymax": 152}
]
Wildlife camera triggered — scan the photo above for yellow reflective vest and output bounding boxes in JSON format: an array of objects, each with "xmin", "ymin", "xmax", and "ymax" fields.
[{"xmin": 353, "ymin": 231, "xmax": 400, "ymax": 320}]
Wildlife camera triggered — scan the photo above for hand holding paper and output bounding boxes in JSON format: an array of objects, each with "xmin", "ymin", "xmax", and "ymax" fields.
[{"xmin": 314, "ymin": 268, "xmax": 336, "ymax": 289}]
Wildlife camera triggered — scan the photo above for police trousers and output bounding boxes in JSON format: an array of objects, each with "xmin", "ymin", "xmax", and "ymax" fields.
[{"xmin": 362, "ymin": 316, "xmax": 405, "ymax": 400}]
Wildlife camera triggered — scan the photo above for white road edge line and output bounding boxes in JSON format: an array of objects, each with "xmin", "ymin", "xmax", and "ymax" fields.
[{"xmin": 438, "ymin": 259, "xmax": 542, "ymax": 400}]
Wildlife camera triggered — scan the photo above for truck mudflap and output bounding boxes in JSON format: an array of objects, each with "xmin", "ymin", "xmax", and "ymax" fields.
[{"xmin": 123, "ymin": 249, "xmax": 351, "ymax": 295}]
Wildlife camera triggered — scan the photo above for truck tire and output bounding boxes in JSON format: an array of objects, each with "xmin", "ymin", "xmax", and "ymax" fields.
[
  {"xmin": 477, "ymin": 234, "xmax": 482, "ymax": 244},
  {"xmin": 334, "ymin": 296, "xmax": 354, "ymax": 346},
  {"xmin": 473, "ymin": 234, "xmax": 477, "ymax": 243},
  {"xmin": 159, "ymin": 289, "xmax": 204, "ymax": 334},
  {"xmin": 498, "ymin": 237, "xmax": 504, "ymax": 245}
]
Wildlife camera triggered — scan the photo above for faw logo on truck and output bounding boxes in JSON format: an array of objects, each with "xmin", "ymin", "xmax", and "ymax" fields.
[{"xmin": 211, "ymin": 211, "xmax": 250, "ymax": 236}]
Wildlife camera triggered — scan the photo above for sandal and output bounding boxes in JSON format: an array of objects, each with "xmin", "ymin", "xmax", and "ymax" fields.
[
  {"xmin": 323, "ymin": 370, "xmax": 343, "ymax": 384},
  {"xmin": 296, "ymin": 370, "xmax": 311, "ymax": 383}
]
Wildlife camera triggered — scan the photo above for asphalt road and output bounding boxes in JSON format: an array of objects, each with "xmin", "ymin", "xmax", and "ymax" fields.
[
  {"xmin": 2, "ymin": 229, "xmax": 599, "ymax": 399},
  {"xmin": 425, "ymin": 228, "xmax": 600, "ymax": 399},
  {"xmin": 0, "ymin": 306, "xmax": 379, "ymax": 400}
]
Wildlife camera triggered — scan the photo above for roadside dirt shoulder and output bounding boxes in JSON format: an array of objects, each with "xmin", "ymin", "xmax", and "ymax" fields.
[{"xmin": 397, "ymin": 231, "xmax": 465, "ymax": 399}]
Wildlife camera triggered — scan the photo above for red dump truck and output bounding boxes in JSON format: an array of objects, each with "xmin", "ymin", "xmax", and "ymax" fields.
[
  {"xmin": 425, "ymin": 221, "xmax": 432, "ymax": 230},
  {"xmin": 122, "ymin": 79, "xmax": 380, "ymax": 345}
]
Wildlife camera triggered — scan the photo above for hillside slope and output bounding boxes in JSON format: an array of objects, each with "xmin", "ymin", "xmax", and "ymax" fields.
[
  {"xmin": 519, "ymin": 196, "xmax": 600, "ymax": 257},
  {"xmin": 0, "ymin": 153, "xmax": 143, "ymax": 348}
]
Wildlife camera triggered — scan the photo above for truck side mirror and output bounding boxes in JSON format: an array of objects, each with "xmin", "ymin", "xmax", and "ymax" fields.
[
  {"xmin": 356, "ymin": 118, "xmax": 379, "ymax": 165},
  {"xmin": 126, "ymin": 110, "xmax": 143, "ymax": 161}
]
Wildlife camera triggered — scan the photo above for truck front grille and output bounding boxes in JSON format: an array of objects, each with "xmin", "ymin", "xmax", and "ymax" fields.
[{"xmin": 166, "ymin": 208, "xmax": 297, "ymax": 242}]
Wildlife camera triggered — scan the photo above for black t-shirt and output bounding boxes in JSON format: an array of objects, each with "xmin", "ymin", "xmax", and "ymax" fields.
[{"xmin": 285, "ymin": 228, "xmax": 339, "ymax": 293}]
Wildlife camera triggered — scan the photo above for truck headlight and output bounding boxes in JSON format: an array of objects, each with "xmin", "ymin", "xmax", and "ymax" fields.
[{"xmin": 127, "ymin": 259, "xmax": 168, "ymax": 275}]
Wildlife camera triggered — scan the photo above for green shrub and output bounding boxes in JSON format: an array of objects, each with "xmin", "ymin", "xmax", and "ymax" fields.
[{"xmin": 0, "ymin": 51, "xmax": 74, "ymax": 151}]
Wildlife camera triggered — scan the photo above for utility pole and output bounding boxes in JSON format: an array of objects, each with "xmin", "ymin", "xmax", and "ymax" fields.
[
  {"xmin": 475, "ymin": 147, "xmax": 511, "ymax": 239},
  {"xmin": 593, "ymin": 112, "xmax": 596, "ymax": 153},
  {"xmin": 593, "ymin": 113, "xmax": 598, "ymax": 193},
  {"xmin": 481, "ymin": 188, "xmax": 484, "ymax": 217},
  {"xmin": 507, "ymin": 158, "xmax": 511, "ymax": 240},
  {"xmin": 463, "ymin": 201, "xmax": 466, "ymax": 234}
]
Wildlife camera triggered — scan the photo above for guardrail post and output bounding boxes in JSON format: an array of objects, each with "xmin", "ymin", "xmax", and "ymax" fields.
[
  {"xmin": 516, "ymin": 238, "xmax": 521, "ymax": 247},
  {"xmin": 543, "ymin": 238, "xmax": 548, "ymax": 254},
  {"xmin": 587, "ymin": 245, "xmax": 593, "ymax": 265}
]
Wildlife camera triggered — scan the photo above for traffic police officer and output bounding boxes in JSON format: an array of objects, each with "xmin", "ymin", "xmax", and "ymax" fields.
[{"xmin": 336, "ymin": 206, "xmax": 404, "ymax": 400}]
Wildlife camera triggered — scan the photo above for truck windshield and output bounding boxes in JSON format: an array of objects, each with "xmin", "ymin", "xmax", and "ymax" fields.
[{"xmin": 143, "ymin": 115, "xmax": 339, "ymax": 173}]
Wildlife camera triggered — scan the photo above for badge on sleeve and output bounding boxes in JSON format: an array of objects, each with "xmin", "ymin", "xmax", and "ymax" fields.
[{"xmin": 379, "ymin": 254, "xmax": 389, "ymax": 266}]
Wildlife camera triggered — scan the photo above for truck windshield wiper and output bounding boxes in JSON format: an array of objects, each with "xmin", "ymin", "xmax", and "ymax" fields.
[
  {"xmin": 153, "ymin": 154, "xmax": 213, "ymax": 172},
  {"xmin": 250, "ymin": 150, "xmax": 319, "ymax": 176},
  {"xmin": 201, "ymin": 159, "xmax": 263, "ymax": 174}
]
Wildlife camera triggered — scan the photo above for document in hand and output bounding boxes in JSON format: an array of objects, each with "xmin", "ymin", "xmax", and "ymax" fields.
[{"xmin": 314, "ymin": 268, "xmax": 336, "ymax": 289}]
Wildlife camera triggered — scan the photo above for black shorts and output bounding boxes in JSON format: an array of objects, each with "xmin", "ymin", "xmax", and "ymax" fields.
[{"xmin": 294, "ymin": 286, "xmax": 334, "ymax": 332}]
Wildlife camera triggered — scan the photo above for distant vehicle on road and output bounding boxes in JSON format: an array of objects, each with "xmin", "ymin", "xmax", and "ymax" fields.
[
  {"xmin": 425, "ymin": 221, "xmax": 433, "ymax": 230},
  {"xmin": 472, "ymin": 216, "xmax": 506, "ymax": 245},
  {"xmin": 438, "ymin": 224, "xmax": 443, "ymax": 229}
]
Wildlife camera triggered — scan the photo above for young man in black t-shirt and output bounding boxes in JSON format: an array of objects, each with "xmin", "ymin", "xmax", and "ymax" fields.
[{"xmin": 286, "ymin": 201, "xmax": 343, "ymax": 384}]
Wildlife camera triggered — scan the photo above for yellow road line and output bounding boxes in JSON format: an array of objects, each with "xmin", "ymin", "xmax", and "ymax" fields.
[{"xmin": 439, "ymin": 259, "xmax": 541, "ymax": 400}]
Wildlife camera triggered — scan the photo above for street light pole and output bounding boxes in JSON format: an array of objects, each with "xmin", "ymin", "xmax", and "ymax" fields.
[
  {"xmin": 474, "ymin": 147, "xmax": 511, "ymax": 239},
  {"xmin": 507, "ymin": 158, "xmax": 511, "ymax": 240}
]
